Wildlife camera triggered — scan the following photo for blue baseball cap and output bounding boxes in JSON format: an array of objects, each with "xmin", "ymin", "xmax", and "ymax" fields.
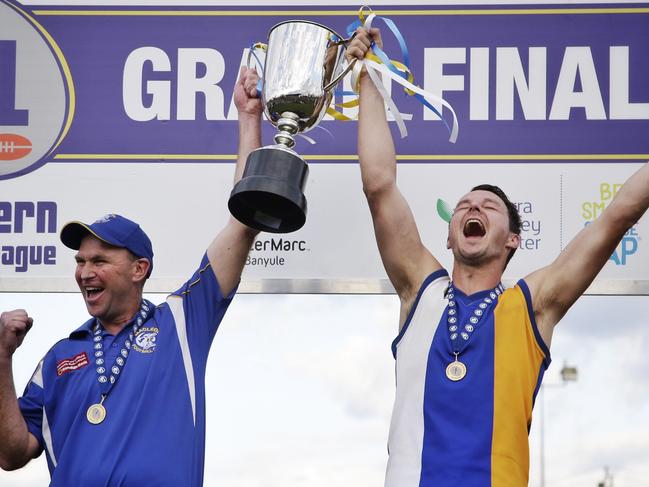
[{"xmin": 60, "ymin": 214, "xmax": 154, "ymax": 277}]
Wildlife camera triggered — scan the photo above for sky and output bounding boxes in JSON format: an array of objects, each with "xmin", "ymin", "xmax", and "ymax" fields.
[{"xmin": 1, "ymin": 291, "xmax": 648, "ymax": 487}]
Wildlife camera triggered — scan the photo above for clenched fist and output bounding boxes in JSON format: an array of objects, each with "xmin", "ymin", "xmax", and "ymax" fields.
[
  {"xmin": 345, "ymin": 27, "xmax": 383, "ymax": 63},
  {"xmin": 233, "ymin": 66, "xmax": 262, "ymax": 117},
  {"xmin": 0, "ymin": 310, "xmax": 33, "ymax": 359}
]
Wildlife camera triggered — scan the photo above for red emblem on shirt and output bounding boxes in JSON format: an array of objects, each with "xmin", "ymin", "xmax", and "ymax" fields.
[{"xmin": 56, "ymin": 352, "xmax": 90, "ymax": 376}]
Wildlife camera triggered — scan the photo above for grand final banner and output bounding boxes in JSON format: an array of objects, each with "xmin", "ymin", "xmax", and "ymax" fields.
[{"xmin": 1, "ymin": 1, "xmax": 648, "ymax": 293}]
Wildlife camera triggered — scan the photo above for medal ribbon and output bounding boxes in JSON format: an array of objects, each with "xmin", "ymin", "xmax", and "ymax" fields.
[
  {"xmin": 446, "ymin": 282, "xmax": 504, "ymax": 355},
  {"xmin": 91, "ymin": 299, "xmax": 155, "ymax": 397}
]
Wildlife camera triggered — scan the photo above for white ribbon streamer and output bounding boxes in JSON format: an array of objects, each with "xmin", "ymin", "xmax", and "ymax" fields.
[
  {"xmin": 360, "ymin": 13, "xmax": 410, "ymax": 138},
  {"xmin": 364, "ymin": 62, "xmax": 409, "ymax": 138},
  {"xmin": 364, "ymin": 58, "xmax": 459, "ymax": 144},
  {"xmin": 297, "ymin": 133, "xmax": 317, "ymax": 145},
  {"xmin": 351, "ymin": 13, "xmax": 459, "ymax": 143}
]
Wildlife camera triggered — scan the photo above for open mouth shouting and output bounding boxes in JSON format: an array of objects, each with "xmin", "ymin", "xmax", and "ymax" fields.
[
  {"xmin": 463, "ymin": 218, "xmax": 486, "ymax": 238},
  {"xmin": 84, "ymin": 287, "xmax": 104, "ymax": 303}
]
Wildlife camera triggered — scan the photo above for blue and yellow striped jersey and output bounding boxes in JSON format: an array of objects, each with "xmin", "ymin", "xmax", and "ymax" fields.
[{"xmin": 387, "ymin": 269, "xmax": 550, "ymax": 487}]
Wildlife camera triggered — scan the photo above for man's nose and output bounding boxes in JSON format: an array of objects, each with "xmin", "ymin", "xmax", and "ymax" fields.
[{"xmin": 80, "ymin": 264, "xmax": 96, "ymax": 280}]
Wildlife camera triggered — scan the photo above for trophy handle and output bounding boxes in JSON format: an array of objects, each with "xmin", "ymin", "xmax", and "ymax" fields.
[
  {"xmin": 323, "ymin": 57, "xmax": 357, "ymax": 92},
  {"xmin": 246, "ymin": 42, "xmax": 267, "ymax": 73}
]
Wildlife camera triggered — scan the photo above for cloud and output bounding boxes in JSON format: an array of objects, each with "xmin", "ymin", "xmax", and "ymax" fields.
[
  {"xmin": 558, "ymin": 295, "xmax": 649, "ymax": 340},
  {"xmin": 287, "ymin": 333, "xmax": 396, "ymax": 419},
  {"xmin": 531, "ymin": 294, "xmax": 649, "ymax": 487},
  {"xmin": 0, "ymin": 460, "xmax": 49, "ymax": 487},
  {"xmin": 263, "ymin": 295, "xmax": 398, "ymax": 419}
]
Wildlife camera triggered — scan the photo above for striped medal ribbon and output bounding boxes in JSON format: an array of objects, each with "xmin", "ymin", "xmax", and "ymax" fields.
[
  {"xmin": 445, "ymin": 283, "xmax": 504, "ymax": 381},
  {"xmin": 86, "ymin": 299, "xmax": 154, "ymax": 424}
]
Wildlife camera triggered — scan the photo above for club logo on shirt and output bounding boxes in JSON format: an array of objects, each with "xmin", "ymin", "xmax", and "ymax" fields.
[
  {"xmin": 133, "ymin": 326, "xmax": 159, "ymax": 354},
  {"xmin": 56, "ymin": 352, "xmax": 89, "ymax": 376}
]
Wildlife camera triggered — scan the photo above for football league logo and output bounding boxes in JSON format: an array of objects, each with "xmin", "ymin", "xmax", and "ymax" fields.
[{"xmin": 0, "ymin": 0, "xmax": 73, "ymax": 180}]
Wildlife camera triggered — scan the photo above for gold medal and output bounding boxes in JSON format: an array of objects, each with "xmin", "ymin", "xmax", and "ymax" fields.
[
  {"xmin": 445, "ymin": 357, "xmax": 467, "ymax": 381},
  {"xmin": 87, "ymin": 396, "xmax": 107, "ymax": 424}
]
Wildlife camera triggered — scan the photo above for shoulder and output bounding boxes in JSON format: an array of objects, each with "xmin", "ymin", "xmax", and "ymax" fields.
[
  {"xmin": 171, "ymin": 254, "xmax": 224, "ymax": 298},
  {"xmin": 46, "ymin": 316, "xmax": 97, "ymax": 361},
  {"xmin": 499, "ymin": 279, "xmax": 553, "ymax": 354},
  {"xmin": 46, "ymin": 335, "xmax": 83, "ymax": 358},
  {"xmin": 393, "ymin": 269, "xmax": 450, "ymax": 356},
  {"xmin": 399, "ymin": 268, "xmax": 449, "ymax": 327},
  {"xmin": 403, "ymin": 268, "xmax": 450, "ymax": 311}
]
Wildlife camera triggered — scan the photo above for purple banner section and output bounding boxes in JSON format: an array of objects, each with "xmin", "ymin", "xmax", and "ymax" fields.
[{"xmin": 12, "ymin": 4, "xmax": 649, "ymax": 163}]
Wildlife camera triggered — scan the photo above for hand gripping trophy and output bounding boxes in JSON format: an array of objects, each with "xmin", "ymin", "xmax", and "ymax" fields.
[{"xmin": 228, "ymin": 21, "xmax": 356, "ymax": 234}]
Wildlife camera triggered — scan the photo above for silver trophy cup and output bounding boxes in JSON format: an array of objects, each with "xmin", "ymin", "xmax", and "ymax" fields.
[{"xmin": 228, "ymin": 21, "xmax": 354, "ymax": 233}]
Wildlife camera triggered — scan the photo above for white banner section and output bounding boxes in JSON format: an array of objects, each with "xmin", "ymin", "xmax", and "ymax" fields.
[{"xmin": 0, "ymin": 161, "xmax": 646, "ymax": 294}]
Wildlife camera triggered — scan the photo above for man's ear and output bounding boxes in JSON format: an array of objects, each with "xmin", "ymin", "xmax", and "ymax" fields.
[
  {"xmin": 506, "ymin": 233, "xmax": 521, "ymax": 250},
  {"xmin": 132, "ymin": 258, "xmax": 151, "ymax": 283}
]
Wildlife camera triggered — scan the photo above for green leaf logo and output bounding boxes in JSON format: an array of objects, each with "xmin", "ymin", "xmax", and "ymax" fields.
[{"xmin": 436, "ymin": 199, "xmax": 453, "ymax": 223}]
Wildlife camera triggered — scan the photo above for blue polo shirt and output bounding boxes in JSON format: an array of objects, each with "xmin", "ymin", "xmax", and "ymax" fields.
[{"xmin": 18, "ymin": 254, "xmax": 234, "ymax": 487}]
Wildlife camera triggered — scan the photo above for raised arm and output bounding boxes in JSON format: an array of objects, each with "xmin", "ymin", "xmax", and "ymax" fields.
[
  {"xmin": 350, "ymin": 29, "xmax": 441, "ymax": 319},
  {"xmin": 526, "ymin": 162, "xmax": 649, "ymax": 345},
  {"xmin": 0, "ymin": 310, "xmax": 40, "ymax": 471},
  {"xmin": 206, "ymin": 67, "xmax": 261, "ymax": 296}
]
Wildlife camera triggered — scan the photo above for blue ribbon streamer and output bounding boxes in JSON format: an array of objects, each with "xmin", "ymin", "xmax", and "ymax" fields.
[{"xmin": 345, "ymin": 14, "xmax": 452, "ymax": 137}]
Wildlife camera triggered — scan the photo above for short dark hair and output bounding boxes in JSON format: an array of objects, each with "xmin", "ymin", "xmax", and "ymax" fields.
[{"xmin": 471, "ymin": 184, "xmax": 521, "ymax": 268}]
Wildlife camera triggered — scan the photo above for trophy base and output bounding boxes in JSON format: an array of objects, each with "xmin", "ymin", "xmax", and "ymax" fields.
[{"xmin": 228, "ymin": 146, "xmax": 309, "ymax": 233}]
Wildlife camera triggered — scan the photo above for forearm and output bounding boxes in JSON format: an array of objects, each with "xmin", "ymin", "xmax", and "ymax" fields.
[
  {"xmin": 209, "ymin": 110, "xmax": 261, "ymax": 294},
  {"xmin": 232, "ymin": 111, "xmax": 261, "ymax": 237},
  {"xmin": 234, "ymin": 112, "xmax": 262, "ymax": 184},
  {"xmin": 206, "ymin": 220, "xmax": 257, "ymax": 297},
  {"xmin": 0, "ymin": 356, "xmax": 33, "ymax": 470},
  {"xmin": 358, "ymin": 73, "xmax": 397, "ymax": 196},
  {"xmin": 528, "ymin": 163, "xmax": 649, "ymax": 330},
  {"xmin": 605, "ymin": 162, "xmax": 649, "ymax": 230}
]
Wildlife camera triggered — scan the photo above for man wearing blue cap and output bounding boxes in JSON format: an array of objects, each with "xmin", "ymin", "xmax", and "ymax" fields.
[{"xmin": 0, "ymin": 67, "xmax": 262, "ymax": 486}]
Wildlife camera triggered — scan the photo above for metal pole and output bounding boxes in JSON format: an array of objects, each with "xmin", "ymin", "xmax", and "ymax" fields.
[{"xmin": 538, "ymin": 365, "xmax": 578, "ymax": 487}]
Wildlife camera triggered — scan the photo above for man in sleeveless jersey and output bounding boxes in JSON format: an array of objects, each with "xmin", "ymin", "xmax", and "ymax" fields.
[
  {"xmin": 0, "ymin": 67, "xmax": 262, "ymax": 486},
  {"xmin": 348, "ymin": 29, "xmax": 649, "ymax": 487}
]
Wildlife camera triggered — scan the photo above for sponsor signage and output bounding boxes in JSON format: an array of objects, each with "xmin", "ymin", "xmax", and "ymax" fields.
[{"xmin": 1, "ymin": 1, "xmax": 648, "ymax": 293}]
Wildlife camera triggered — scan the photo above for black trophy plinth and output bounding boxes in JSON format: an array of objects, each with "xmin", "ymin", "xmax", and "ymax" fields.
[{"xmin": 228, "ymin": 146, "xmax": 309, "ymax": 233}]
